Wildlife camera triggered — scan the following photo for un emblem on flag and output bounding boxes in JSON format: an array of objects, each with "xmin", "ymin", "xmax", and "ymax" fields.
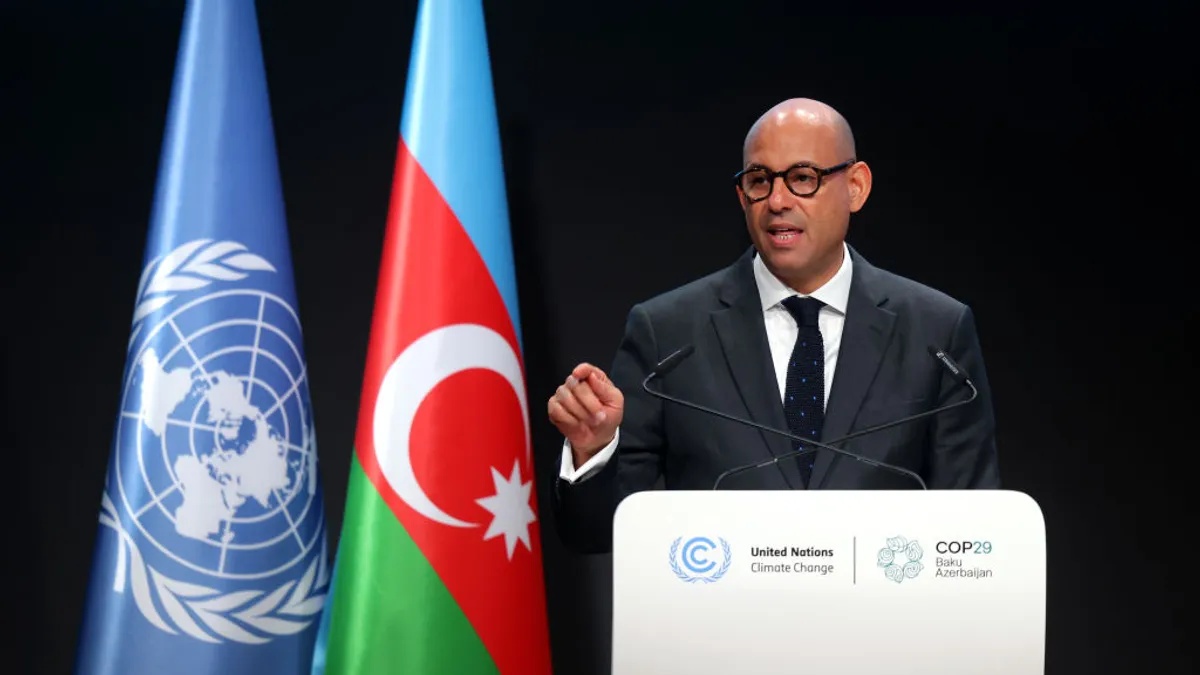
[{"xmin": 100, "ymin": 239, "xmax": 327, "ymax": 644}]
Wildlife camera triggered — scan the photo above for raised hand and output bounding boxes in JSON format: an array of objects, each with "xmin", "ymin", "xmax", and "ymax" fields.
[{"xmin": 547, "ymin": 362, "xmax": 624, "ymax": 467}]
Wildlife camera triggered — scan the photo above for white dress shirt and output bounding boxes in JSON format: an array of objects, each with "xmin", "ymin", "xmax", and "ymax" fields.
[{"xmin": 559, "ymin": 243, "xmax": 854, "ymax": 483}]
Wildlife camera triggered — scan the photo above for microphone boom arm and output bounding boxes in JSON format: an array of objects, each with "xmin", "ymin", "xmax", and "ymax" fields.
[
  {"xmin": 637, "ymin": 343, "xmax": 980, "ymax": 491},
  {"xmin": 640, "ymin": 371, "xmax": 932, "ymax": 490},
  {"xmin": 815, "ymin": 381, "xmax": 977, "ymax": 447}
]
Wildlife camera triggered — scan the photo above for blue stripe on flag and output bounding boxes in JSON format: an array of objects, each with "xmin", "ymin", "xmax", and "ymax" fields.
[{"xmin": 399, "ymin": 0, "xmax": 523, "ymax": 349}]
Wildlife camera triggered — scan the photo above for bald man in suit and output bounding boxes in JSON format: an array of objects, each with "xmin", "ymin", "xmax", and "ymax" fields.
[{"xmin": 547, "ymin": 98, "xmax": 1000, "ymax": 554}]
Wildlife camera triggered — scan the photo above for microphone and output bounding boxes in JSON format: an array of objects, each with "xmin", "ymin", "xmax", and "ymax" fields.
[
  {"xmin": 640, "ymin": 344, "xmax": 977, "ymax": 490},
  {"xmin": 928, "ymin": 344, "xmax": 970, "ymax": 384},
  {"xmin": 651, "ymin": 343, "xmax": 695, "ymax": 377}
]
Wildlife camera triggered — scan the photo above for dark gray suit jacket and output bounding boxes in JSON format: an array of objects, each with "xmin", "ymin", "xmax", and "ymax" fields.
[{"xmin": 553, "ymin": 245, "xmax": 1001, "ymax": 554}]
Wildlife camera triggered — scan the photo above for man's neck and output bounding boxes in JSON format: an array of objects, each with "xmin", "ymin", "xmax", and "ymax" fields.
[{"xmin": 777, "ymin": 247, "xmax": 845, "ymax": 295}]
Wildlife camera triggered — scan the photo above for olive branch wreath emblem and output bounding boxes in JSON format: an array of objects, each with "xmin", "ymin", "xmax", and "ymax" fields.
[
  {"xmin": 669, "ymin": 537, "xmax": 732, "ymax": 583},
  {"xmin": 104, "ymin": 238, "xmax": 325, "ymax": 642}
]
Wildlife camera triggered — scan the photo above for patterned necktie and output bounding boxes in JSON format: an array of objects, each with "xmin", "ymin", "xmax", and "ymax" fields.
[{"xmin": 780, "ymin": 296, "xmax": 825, "ymax": 488}]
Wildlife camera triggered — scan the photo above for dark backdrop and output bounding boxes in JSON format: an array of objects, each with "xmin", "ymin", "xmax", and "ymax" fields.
[{"xmin": 3, "ymin": 1, "xmax": 1190, "ymax": 674}]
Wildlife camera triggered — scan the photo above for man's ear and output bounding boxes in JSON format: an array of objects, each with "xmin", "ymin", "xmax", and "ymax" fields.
[
  {"xmin": 735, "ymin": 185, "xmax": 750, "ymax": 211},
  {"xmin": 848, "ymin": 161, "xmax": 872, "ymax": 212}
]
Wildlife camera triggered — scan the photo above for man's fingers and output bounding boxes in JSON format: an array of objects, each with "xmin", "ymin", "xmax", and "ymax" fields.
[
  {"xmin": 569, "ymin": 380, "xmax": 608, "ymax": 424},
  {"xmin": 571, "ymin": 362, "xmax": 601, "ymax": 381},
  {"xmin": 547, "ymin": 399, "xmax": 582, "ymax": 430},
  {"xmin": 568, "ymin": 363, "xmax": 622, "ymax": 405},
  {"xmin": 587, "ymin": 371, "xmax": 622, "ymax": 405},
  {"xmin": 554, "ymin": 384, "xmax": 590, "ymax": 424},
  {"xmin": 557, "ymin": 362, "xmax": 621, "ymax": 428}
]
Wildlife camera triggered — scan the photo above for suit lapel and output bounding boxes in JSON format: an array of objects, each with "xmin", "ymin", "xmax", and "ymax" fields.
[
  {"xmin": 811, "ymin": 249, "xmax": 896, "ymax": 488},
  {"xmin": 710, "ymin": 250, "xmax": 801, "ymax": 489}
]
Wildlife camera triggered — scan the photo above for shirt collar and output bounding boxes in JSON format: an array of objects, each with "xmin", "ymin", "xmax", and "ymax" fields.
[{"xmin": 752, "ymin": 241, "xmax": 853, "ymax": 315}]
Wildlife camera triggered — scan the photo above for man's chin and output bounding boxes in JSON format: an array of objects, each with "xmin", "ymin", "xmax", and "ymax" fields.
[
  {"xmin": 756, "ymin": 246, "xmax": 840, "ymax": 292},
  {"xmin": 757, "ymin": 248, "xmax": 811, "ymax": 274}
]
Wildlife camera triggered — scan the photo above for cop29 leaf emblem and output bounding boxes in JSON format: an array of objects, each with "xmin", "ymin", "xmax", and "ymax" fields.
[
  {"xmin": 100, "ymin": 239, "xmax": 327, "ymax": 644},
  {"xmin": 669, "ymin": 536, "xmax": 731, "ymax": 583},
  {"xmin": 878, "ymin": 535, "xmax": 924, "ymax": 583}
]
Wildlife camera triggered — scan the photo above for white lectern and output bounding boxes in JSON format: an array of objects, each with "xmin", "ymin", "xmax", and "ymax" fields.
[{"xmin": 611, "ymin": 490, "xmax": 1045, "ymax": 675}]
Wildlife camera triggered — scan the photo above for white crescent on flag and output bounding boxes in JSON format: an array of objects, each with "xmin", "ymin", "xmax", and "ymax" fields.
[{"xmin": 372, "ymin": 323, "xmax": 530, "ymax": 528}]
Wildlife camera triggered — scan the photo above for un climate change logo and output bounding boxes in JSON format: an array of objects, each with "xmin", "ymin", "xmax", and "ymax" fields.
[
  {"xmin": 878, "ymin": 535, "xmax": 924, "ymax": 583},
  {"xmin": 669, "ymin": 536, "xmax": 731, "ymax": 583},
  {"xmin": 100, "ymin": 239, "xmax": 326, "ymax": 644}
]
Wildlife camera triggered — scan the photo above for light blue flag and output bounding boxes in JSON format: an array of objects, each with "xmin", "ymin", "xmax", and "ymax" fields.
[{"xmin": 74, "ymin": 1, "xmax": 328, "ymax": 673}]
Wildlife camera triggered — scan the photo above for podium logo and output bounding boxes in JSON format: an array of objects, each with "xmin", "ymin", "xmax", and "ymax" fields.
[
  {"xmin": 669, "ymin": 536, "xmax": 731, "ymax": 584},
  {"xmin": 877, "ymin": 536, "xmax": 925, "ymax": 583}
]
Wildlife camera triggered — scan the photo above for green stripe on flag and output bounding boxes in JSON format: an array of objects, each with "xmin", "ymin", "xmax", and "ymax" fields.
[{"xmin": 322, "ymin": 453, "xmax": 498, "ymax": 674}]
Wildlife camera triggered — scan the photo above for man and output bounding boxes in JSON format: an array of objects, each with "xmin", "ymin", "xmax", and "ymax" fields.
[{"xmin": 547, "ymin": 98, "xmax": 1000, "ymax": 554}]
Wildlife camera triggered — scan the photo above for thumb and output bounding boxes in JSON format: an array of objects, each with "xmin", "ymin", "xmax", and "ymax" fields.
[
  {"xmin": 587, "ymin": 370, "xmax": 621, "ymax": 405},
  {"xmin": 571, "ymin": 362, "xmax": 600, "ymax": 381}
]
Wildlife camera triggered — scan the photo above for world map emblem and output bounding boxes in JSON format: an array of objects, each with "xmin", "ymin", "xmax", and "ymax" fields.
[{"xmin": 99, "ymin": 239, "xmax": 327, "ymax": 644}]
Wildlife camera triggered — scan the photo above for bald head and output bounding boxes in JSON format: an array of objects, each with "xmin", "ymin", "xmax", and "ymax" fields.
[{"xmin": 743, "ymin": 98, "xmax": 856, "ymax": 164}]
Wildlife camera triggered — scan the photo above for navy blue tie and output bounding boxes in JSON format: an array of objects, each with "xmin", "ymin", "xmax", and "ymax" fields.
[{"xmin": 780, "ymin": 296, "xmax": 825, "ymax": 488}]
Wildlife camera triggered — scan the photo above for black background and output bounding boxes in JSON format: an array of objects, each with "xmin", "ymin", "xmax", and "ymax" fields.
[{"xmin": 3, "ymin": 1, "xmax": 1191, "ymax": 674}]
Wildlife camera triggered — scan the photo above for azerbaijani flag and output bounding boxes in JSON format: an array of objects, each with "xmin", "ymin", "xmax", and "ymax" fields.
[{"xmin": 315, "ymin": 1, "xmax": 552, "ymax": 673}]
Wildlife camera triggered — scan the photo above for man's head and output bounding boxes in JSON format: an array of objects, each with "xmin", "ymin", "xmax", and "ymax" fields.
[{"xmin": 736, "ymin": 98, "xmax": 871, "ymax": 293}]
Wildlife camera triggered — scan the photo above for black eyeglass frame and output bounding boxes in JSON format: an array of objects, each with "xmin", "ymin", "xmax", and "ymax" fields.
[{"xmin": 733, "ymin": 159, "xmax": 858, "ymax": 201}]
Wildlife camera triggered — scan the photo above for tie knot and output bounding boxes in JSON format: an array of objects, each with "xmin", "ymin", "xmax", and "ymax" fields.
[{"xmin": 781, "ymin": 296, "xmax": 824, "ymax": 327}]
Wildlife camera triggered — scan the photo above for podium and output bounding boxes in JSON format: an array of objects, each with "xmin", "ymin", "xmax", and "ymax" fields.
[{"xmin": 610, "ymin": 490, "xmax": 1045, "ymax": 674}]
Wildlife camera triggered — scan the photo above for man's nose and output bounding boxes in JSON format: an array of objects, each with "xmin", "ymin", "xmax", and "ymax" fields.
[{"xmin": 767, "ymin": 176, "xmax": 791, "ymax": 211}]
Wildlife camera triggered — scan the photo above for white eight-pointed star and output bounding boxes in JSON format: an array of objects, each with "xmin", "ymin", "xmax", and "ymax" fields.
[{"xmin": 475, "ymin": 460, "xmax": 536, "ymax": 559}]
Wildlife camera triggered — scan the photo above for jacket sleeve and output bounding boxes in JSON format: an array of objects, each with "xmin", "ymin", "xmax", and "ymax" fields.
[{"xmin": 552, "ymin": 303, "xmax": 666, "ymax": 554}]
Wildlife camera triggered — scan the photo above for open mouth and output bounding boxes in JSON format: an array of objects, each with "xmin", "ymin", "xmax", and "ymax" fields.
[{"xmin": 767, "ymin": 225, "xmax": 803, "ymax": 244}]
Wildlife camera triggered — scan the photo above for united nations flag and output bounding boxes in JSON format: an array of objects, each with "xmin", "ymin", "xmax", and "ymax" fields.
[{"xmin": 74, "ymin": 2, "xmax": 328, "ymax": 674}]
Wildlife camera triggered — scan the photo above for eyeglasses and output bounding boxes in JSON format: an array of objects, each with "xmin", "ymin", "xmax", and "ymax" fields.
[{"xmin": 733, "ymin": 159, "xmax": 857, "ymax": 201}]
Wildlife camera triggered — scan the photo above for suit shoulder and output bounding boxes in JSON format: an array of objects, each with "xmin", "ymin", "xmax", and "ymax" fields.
[
  {"xmin": 630, "ymin": 266, "xmax": 729, "ymax": 319},
  {"xmin": 869, "ymin": 265, "xmax": 970, "ymax": 320}
]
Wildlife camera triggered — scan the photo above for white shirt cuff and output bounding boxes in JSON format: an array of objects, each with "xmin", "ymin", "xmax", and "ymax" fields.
[{"xmin": 558, "ymin": 428, "xmax": 620, "ymax": 484}]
